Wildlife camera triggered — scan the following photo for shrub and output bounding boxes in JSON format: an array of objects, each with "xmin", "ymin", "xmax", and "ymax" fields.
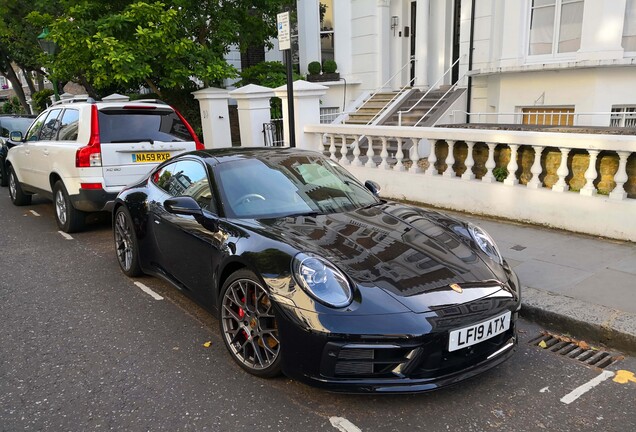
[
  {"xmin": 307, "ymin": 61, "xmax": 322, "ymax": 75},
  {"xmin": 493, "ymin": 167, "xmax": 508, "ymax": 182},
  {"xmin": 322, "ymin": 60, "xmax": 337, "ymax": 74},
  {"xmin": 1, "ymin": 97, "xmax": 24, "ymax": 114},
  {"xmin": 31, "ymin": 89, "xmax": 55, "ymax": 113}
]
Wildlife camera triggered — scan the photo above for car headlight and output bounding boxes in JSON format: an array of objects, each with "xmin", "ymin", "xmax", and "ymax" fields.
[
  {"xmin": 468, "ymin": 223, "xmax": 503, "ymax": 265},
  {"xmin": 292, "ymin": 252, "xmax": 353, "ymax": 308}
]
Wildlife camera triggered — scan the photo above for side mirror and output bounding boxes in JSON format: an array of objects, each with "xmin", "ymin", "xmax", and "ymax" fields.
[
  {"xmin": 364, "ymin": 180, "xmax": 381, "ymax": 196},
  {"xmin": 9, "ymin": 131, "xmax": 23, "ymax": 142},
  {"xmin": 164, "ymin": 196, "xmax": 203, "ymax": 217}
]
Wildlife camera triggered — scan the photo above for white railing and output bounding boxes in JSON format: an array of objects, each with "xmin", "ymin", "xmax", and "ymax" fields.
[
  {"xmin": 398, "ymin": 55, "xmax": 464, "ymax": 126},
  {"xmin": 451, "ymin": 110, "xmax": 636, "ymax": 127},
  {"xmin": 304, "ymin": 123, "xmax": 636, "ymax": 241}
]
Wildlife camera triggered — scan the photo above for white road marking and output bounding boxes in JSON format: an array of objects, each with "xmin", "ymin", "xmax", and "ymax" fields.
[
  {"xmin": 539, "ymin": 386, "xmax": 550, "ymax": 393},
  {"xmin": 330, "ymin": 417, "xmax": 362, "ymax": 432},
  {"xmin": 30, "ymin": 210, "xmax": 40, "ymax": 216},
  {"xmin": 58, "ymin": 231, "xmax": 73, "ymax": 240},
  {"xmin": 133, "ymin": 281, "xmax": 164, "ymax": 301},
  {"xmin": 560, "ymin": 370, "xmax": 615, "ymax": 405}
]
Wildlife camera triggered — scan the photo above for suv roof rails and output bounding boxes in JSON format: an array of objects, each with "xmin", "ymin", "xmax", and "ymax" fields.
[
  {"xmin": 133, "ymin": 99, "xmax": 168, "ymax": 105},
  {"xmin": 51, "ymin": 97, "xmax": 96, "ymax": 106}
]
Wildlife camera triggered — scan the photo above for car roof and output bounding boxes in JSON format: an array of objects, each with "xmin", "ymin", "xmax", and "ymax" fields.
[{"xmin": 188, "ymin": 147, "xmax": 321, "ymax": 166}]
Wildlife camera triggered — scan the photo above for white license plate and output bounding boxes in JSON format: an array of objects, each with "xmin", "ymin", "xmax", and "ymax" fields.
[{"xmin": 448, "ymin": 311, "xmax": 511, "ymax": 352}]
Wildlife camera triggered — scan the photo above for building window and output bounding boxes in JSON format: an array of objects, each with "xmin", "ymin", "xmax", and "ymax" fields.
[
  {"xmin": 320, "ymin": 0, "xmax": 335, "ymax": 62},
  {"xmin": 624, "ymin": 0, "xmax": 636, "ymax": 52},
  {"xmin": 529, "ymin": 0, "xmax": 584, "ymax": 56},
  {"xmin": 522, "ymin": 107, "xmax": 574, "ymax": 126},
  {"xmin": 610, "ymin": 106, "xmax": 636, "ymax": 127}
]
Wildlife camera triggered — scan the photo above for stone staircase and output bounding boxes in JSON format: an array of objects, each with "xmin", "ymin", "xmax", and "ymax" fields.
[
  {"xmin": 383, "ymin": 86, "xmax": 463, "ymax": 127},
  {"xmin": 344, "ymin": 91, "xmax": 400, "ymax": 125}
]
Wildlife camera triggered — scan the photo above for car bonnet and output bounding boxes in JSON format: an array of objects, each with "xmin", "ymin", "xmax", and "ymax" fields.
[{"xmin": 254, "ymin": 202, "xmax": 514, "ymax": 313}]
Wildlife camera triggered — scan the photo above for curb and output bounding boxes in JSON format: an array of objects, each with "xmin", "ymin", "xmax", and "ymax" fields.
[{"xmin": 520, "ymin": 287, "xmax": 636, "ymax": 356}]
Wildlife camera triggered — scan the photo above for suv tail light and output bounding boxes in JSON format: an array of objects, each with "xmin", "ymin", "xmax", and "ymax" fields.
[
  {"xmin": 76, "ymin": 105, "xmax": 102, "ymax": 167},
  {"xmin": 174, "ymin": 108, "xmax": 204, "ymax": 150}
]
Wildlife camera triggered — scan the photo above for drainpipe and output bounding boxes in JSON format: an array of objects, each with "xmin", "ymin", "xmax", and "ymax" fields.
[{"xmin": 466, "ymin": 0, "xmax": 476, "ymax": 123}]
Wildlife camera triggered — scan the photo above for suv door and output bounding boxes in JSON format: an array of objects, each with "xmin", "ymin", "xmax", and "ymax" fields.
[
  {"xmin": 9, "ymin": 111, "xmax": 48, "ymax": 187},
  {"xmin": 98, "ymin": 106, "xmax": 197, "ymax": 188},
  {"xmin": 30, "ymin": 108, "xmax": 63, "ymax": 191}
]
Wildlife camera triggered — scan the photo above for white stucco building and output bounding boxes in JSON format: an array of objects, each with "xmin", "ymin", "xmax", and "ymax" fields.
[{"xmin": 281, "ymin": 0, "xmax": 636, "ymax": 127}]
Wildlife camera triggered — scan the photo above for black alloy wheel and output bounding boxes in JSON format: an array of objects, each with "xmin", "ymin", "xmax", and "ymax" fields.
[
  {"xmin": 53, "ymin": 181, "xmax": 85, "ymax": 233},
  {"xmin": 114, "ymin": 206, "xmax": 142, "ymax": 277},
  {"xmin": 8, "ymin": 166, "xmax": 31, "ymax": 206},
  {"xmin": 220, "ymin": 270, "xmax": 282, "ymax": 377}
]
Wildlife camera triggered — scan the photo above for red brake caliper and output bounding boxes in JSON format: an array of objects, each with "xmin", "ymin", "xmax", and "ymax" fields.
[{"xmin": 238, "ymin": 297, "xmax": 249, "ymax": 340}]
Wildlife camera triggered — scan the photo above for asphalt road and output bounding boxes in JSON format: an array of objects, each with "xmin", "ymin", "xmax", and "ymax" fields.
[{"xmin": 1, "ymin": 189, "xmax": 635, "ymax": 432}]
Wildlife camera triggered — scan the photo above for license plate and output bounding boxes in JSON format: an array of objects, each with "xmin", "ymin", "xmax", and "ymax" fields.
[
  {"xmin": 132, "ymin": 152, "xmax": 171, "ymax": 163},
  {"xmin": 448, "ymin": 311, "xmax": 511, "ymax": 352}
]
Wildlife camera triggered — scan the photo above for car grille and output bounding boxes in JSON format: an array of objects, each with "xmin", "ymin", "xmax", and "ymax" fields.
[{"xmin": 321, "ymin": 316, "xmax": 516, "ymax": 380}]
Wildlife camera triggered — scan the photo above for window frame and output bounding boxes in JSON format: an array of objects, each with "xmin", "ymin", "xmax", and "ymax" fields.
[
  {"xmin": 526, "ymin": 0, "xmax": 584, "ymax": 61},
  {"xmin": 623, "ymin": 0, "xmax": 636, "ymax": 55}
]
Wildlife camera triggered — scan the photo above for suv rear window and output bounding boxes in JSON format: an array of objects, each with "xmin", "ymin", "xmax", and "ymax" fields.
[{"xmin": 98, "ymin": 109, "xmax": 193, "ymax": 143}]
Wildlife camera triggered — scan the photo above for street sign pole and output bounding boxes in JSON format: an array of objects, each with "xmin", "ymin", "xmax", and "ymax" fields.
[{"xmin": 277, "ymin": 11, "xmax": 296, "ymax": 148}]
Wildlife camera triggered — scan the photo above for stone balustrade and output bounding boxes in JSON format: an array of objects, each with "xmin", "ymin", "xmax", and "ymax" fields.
[{"xmin": 304, "ymin": 124, "xmax": 636, "ymax": 241}]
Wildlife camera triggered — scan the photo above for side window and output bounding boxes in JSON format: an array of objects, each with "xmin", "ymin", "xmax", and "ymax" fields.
[
  {"xmin": 38, "ymin": 109, "xmax": 63, "ymax": 141},
  {"xmin": 58, "ymin": 109, "xmax": 80, "ymax": 141},
  {"xmin": 153, "ymin": 160, "xmax": 215, "ymax": 212},
  {"xmin": 24, "ymin": 112, "xmax": 48, "ymax": 142}
]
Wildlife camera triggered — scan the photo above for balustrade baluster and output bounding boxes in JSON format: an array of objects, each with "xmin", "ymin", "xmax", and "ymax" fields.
[
  {"xmin": 609, "ymin": 151, "xmax": 630, "ymax": 200},
  {"xmin": 443, "ymin": 140, "xmax": 456, "ymax": 177},
  {"xmin": 365, "ymin": 137, "xmax": 376, "ymax": 168},
  {"xmin": 481, "ymin": 143, "xmax": 497, "ymax": 183},
  {"xmin": 339, "ymin": 135, "xmax": 350, "ymax": 165},
  {"xmin": 527, "ymin": 146, "xmax": 544, "ymax": 189},
  {"xmin": 504, "ymin": 144, "xmax": 519, "ymax": 186},
  {"xmin": 319, "ymin": 134, "xmax": 326, "ymax": 153},
  {"xmin": 379, "ymin": 137, "xmax": 390, "ymax": 170},
  {"xmin": 409, "ymin": 138, "xmax": 421, "ymax": 173},
  {"xmin": 461, "ymin": 141, "xmax": 475, "ymax": 180},
  {"xmin": 580, "ymin": 150, "xmax": 600, "ymax": 196},
  {"xmin": 328, "ymin": 134, "xmax": 337, "ymax": 161},
  {"xmin": 352, "ymin": 136, "xmax": 362, "ymax": 166},
  {"xmin": 395, "ymin": 138, "xmax": 405, "ymax": 171},
  {"xmin": 425, "ymin": 139, "xmax": 438, "ymax": 176},
  {"xmin": 552, "ymin": 148, "xmax": 571, "ymax": 192}
]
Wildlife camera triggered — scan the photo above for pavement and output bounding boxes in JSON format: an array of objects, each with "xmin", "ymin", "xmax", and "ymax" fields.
[{"xmin": 447, "ymin": 209, "xmax": 636, "ymax": 355}]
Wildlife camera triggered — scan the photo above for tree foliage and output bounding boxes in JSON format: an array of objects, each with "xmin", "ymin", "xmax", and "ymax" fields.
[{"xmin": 27, "ymin": 0, "xmax": 293, "ymax": 99}]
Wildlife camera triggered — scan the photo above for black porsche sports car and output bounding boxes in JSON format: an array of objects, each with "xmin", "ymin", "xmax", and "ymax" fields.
[{"xmin": 112, "ymin": 148, "xmax": 521, "ymax": 393}]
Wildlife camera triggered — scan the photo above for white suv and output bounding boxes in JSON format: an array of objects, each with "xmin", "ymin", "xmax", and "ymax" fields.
[{"xmin": 6, "ymin": 98, "xmax": 203, "ymax": 232}]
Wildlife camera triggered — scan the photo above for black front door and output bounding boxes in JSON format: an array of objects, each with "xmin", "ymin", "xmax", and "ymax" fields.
[{"xmin": 410, "ymin": 1, "xmax": 417, "ymax": 84}]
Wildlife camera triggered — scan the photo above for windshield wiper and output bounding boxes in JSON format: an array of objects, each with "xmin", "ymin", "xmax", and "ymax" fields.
[{"xmin": 286, "ymin": 211, "xmax": 323, "ymax": 218}]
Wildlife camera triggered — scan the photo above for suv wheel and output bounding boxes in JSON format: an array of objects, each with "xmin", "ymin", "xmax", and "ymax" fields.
[
  {"xmin": 8, "ymin": 166, "xmax": 32, "ymax": 206},
  {"xmin": 53, "ymin": 181, "xmax": 85, "ymax": 233}
]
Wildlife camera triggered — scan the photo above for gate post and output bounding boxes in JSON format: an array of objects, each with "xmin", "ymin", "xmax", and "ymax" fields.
[
  {"xmin": 192, "ymin": 87, "xmax": 232, "ymax": 149},
  {"xmin": 229, "ymin": 84, "xmax": 274, "ymax": 147}
]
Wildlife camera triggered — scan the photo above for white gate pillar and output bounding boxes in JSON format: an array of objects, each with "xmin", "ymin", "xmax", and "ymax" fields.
[
  {"xmin": 192, "ymin": 87, "xmax": 232, "ymax": 149},
  {"xmin": 229, "ymin": 84, "xmax": 274, "ymax": 147},
  {"xmin": 273, "ymin": 80, "xmax": 327, "ymax": 150}
]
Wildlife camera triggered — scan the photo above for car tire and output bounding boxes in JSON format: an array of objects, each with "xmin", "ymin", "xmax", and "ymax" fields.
[
  {"xmin": 53, "ymin": 181, "xmax": 85, "ymax": 233},
  {"xmin": 8, "ymin": 166, "xmax": 32, "ymax": 206},
  {"xmin": 0, "ymin": 159, "xmax": 8, "ymax": 187},
  {"xmin": 219, "ymin": 269, "xmax": 282, "ymax": 378},
  {"xmin": 113, "ymin": 206, "xmax": 143, "ymax": 277}
]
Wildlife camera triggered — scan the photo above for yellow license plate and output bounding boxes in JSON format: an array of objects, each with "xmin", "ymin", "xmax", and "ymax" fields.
[{"xmin": 132, "ymin": 152, "xmax": 171, "ymax": 163}]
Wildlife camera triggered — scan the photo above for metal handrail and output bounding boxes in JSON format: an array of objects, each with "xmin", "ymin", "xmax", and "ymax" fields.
[
  {"xmin": 398, "ymin": 55, "xmax": 464, "ymax": 126},
  {"xmin": 364, "ymin": 56, "xmax": 415, "ymax": 125}
]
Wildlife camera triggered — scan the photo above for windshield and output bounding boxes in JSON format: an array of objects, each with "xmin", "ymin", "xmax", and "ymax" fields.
[
  {"xmin": 215, "ymin": 154, "xmax": 380, "ymax": 219},
  {"xmin": 1, "ymin": 117, "xmax": 33, "ymax": 137}
]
